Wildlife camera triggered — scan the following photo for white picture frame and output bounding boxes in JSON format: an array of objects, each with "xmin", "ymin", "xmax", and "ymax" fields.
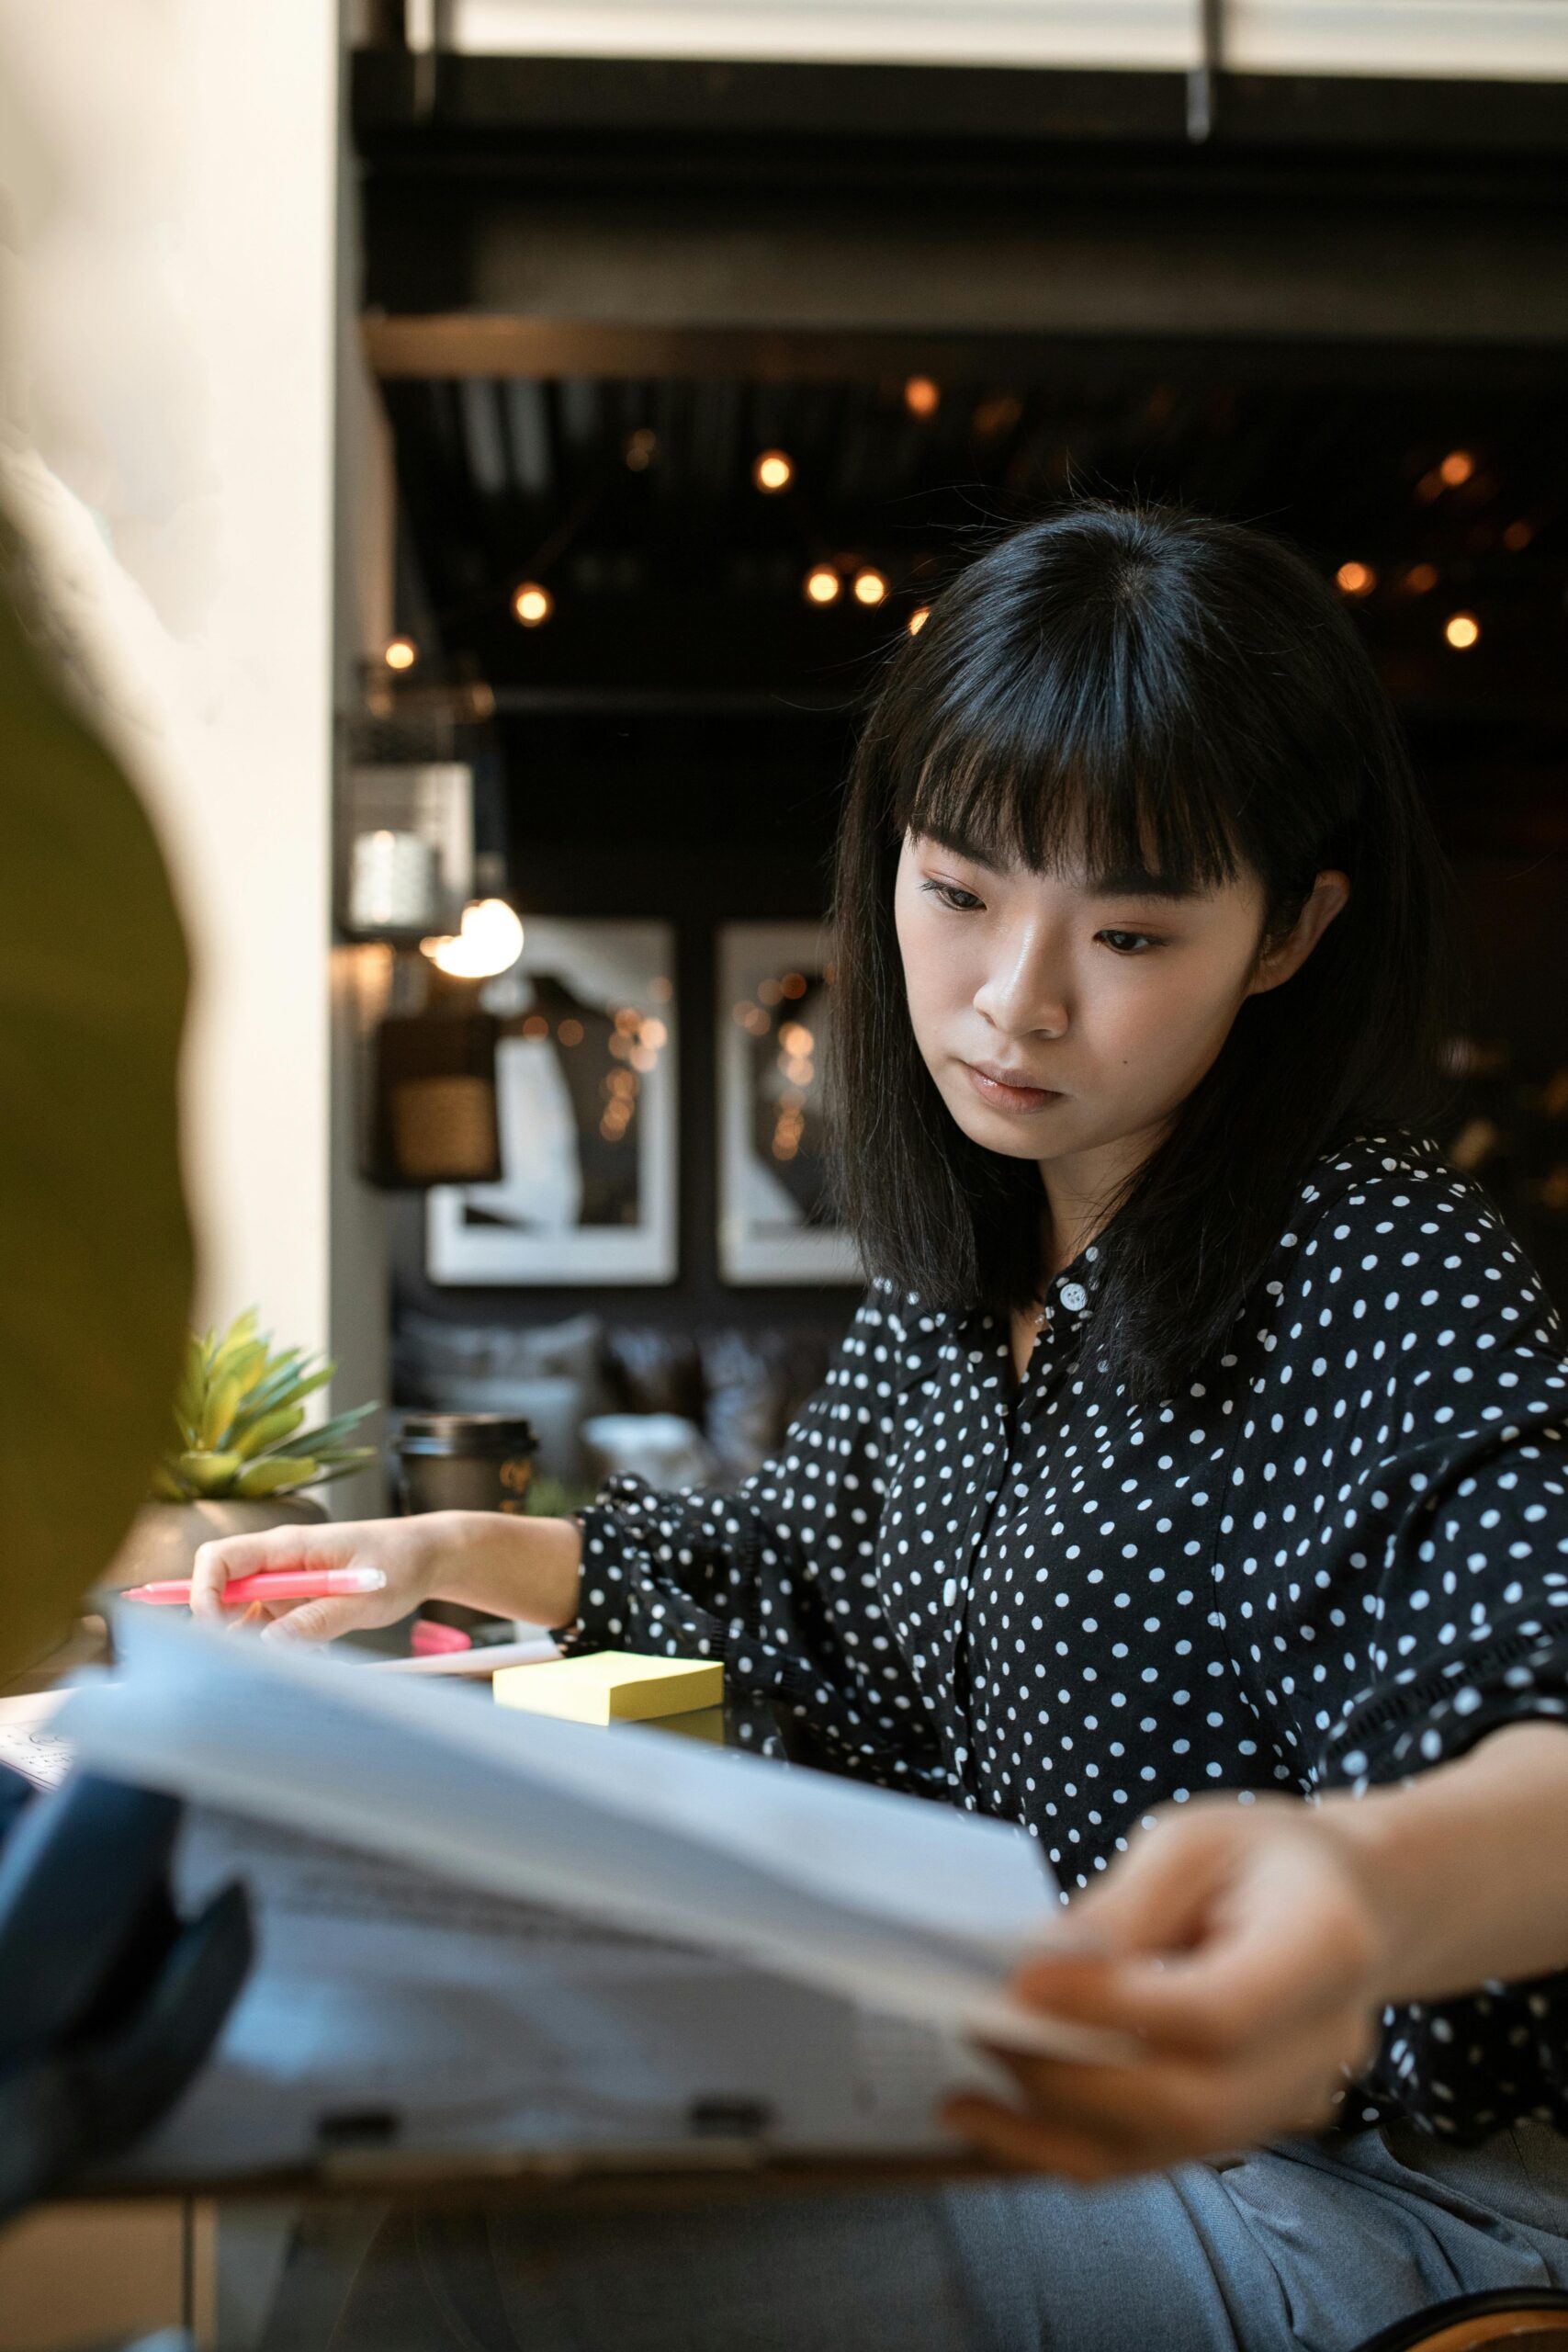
[
  {"xmin": 716, "ymin": 922, "xmax": 862, "ymax": 1285},
  {"xmin": 426, "ymin": 918, "xmax": 678, "ymax": 1283}
]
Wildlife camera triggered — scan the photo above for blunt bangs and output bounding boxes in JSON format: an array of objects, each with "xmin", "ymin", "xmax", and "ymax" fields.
[{"xmin": 828, "ymin": 496, "xmax": 1460, "ymax": 1406}]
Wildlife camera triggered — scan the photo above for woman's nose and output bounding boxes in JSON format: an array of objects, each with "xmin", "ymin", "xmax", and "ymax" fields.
[{"xmin": 972, "ymin": 935, "xmax": 1068, "ymax": 1038}]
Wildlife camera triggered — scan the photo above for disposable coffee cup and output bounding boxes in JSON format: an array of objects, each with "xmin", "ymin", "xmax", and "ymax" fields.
[
  {"xmin": 393, "ymin": 1412, "xmax": 539, "ymax": 1518},
  {"xmin": 394, "ymin": 1412, "xmax": 542, "ymax": 1647}
]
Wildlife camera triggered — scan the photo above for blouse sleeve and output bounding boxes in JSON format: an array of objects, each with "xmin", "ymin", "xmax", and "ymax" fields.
[
  {"xmin": 1238, "ymin": 1146, "xmax": 1568, "ymax": 2135},
  {"xmin": 559, "ymin": 1281, "xmax": 950, "ymax": 1792}
]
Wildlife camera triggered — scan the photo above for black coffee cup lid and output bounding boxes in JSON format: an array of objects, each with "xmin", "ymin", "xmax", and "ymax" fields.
[{"xmin": 395, "ymin": 1413, "xmax": 539, "ymax": 1459}]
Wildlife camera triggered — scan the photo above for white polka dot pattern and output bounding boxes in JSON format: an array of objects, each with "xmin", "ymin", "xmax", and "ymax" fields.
[{"xmin": 569, "ymin": 1129, "xmax": 1568, "ymax": 2140}]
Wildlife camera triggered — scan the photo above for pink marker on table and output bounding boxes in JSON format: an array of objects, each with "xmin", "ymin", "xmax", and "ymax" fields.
[{"xmin": 120, "ymin": 1567, "xmax": 388, "ymax": 1608}]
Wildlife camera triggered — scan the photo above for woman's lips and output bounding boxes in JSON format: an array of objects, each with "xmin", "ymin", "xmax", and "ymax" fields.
[{"xmin": 963, "ymin": 1063, "xmax": 1064, "ymax": 1113}]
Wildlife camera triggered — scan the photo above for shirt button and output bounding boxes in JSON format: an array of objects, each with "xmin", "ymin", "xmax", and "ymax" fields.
[{"xmin": 1059, "ymin": 1282, "xmax": 1088, "ymax": 1312}]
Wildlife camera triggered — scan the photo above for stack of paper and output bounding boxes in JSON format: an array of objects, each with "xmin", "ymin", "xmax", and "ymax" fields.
[{"xmin": 56, "ymin": 1612, "xmax": 1124, "ymax": 2177}]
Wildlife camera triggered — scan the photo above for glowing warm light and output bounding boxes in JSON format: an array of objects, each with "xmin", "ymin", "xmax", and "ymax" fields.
[
  {"xmin": 650, "ymin": 975, "xmax": 673, "ymax": 1001},
  {"xmin": 1503, "ymin": 519, "xmax": 1534, "ymax": 552},
  {"xmin": 420, "ymin": 898, "xmax": 525, "ymax": 978},
  {"xmin": 852, "ymin": 568, "xmax": 888, "ymax": 606},
  {"xmin": 640, "ymin": 1016, "xmax": 668, "ymax": 1048},
  {"xmin": 752, "ymin": 449, "xmax": 794, "ymax": 492},
  {"xmin": 1444, "ymin": 612, "xmax": 1481, "ymax": 650},
  {"xmin": 625, "ymin": 428, "xmax": 657, "ymax": 470},
  {"xmin": 908, "ymin": 605, "xmax": 931, "ymax": 635},
  {"xmin": 780, "ymin": 972, "xmax": 807, "ymax": 999},
  {"xmin": 522, "ymin": 1013, "xmax": 549, "ymax": 1038},
  {"xmin": 1404, "ymin": 562, "xmax": 1439, "ymax": 594},
  {"xmin": 805, "ymin": 566, "xmax": 840, "ymax": 605},
  {"xmin": 1439, "ymin": 449, "xmax": 1475, "ymax": 487},
  {"xmin": 1335, "ymin": 561, "xmax": 1376, "ymax": 598},
  {"xmin": 757, "ymin": 978, "xmax": 783, "ymax": 1006},
  {"xmin": 512, "ymin": 582, "xmax": 554, "ymax": 628},
  {"xmin": 904, "ymin": 376, "xmax": 941, "ymax": 417},
  {"xmin": 383, "ymin": 636, "xmax": 418, "ymax": 672},
  {"xmin": 558, "ymin": 1017, "xmax": 584, "ymax": 1046}
]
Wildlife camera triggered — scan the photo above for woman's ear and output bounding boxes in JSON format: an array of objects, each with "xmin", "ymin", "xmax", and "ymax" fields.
[{"xmin": 1247, "ymin": 870, "xmax": 1351, "ymax": 997}]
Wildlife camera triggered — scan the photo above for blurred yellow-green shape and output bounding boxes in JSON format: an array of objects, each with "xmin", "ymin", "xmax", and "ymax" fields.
[{"xmin": 0, "ymin": 530, "xmax": 193, "ymax": 1682}]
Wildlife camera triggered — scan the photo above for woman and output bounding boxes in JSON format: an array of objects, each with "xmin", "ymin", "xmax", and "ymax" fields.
[{"xmin": 197, "ymin": 503, "xmax": 1568, "ymax": 2350}]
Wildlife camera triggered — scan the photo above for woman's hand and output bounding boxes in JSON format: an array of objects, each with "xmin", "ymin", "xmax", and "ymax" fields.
[
  {"xmin": 188, "ymin": 1509, "xmax": 585, "ymax": 1640},
  {"xmin": 942, "ymin": 1794, "xmax": 1387, "ymax": 2179},
  {"xmin": 189, "ymin": 1514, "xmax": 452, "ymax": 1641}
]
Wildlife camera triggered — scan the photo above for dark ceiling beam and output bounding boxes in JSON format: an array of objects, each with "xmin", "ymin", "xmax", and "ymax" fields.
[
  {"xmin": 352, "ymin": 51, "xmax": 1568, "ymax": 162},
  {"xmin": 363, "ymin": 317, "xmax": 1568, "ymax": 390},
  {"xmin": 359, "ymin": 184, "xmax": 1568, "ymax": 356},
  {"xmin": 354, "ymin": 55, "xmax": 1568, "ymax": 357}
]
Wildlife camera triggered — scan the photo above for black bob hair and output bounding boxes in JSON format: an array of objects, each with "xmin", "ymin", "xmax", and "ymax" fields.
[{"xmin": 826, "ymin": 497, "xmax": 1461, "ymax": 1406}]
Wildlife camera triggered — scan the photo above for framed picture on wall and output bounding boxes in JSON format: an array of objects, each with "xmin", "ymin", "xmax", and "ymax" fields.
[
  {"xmin": 716, "ymin": 922, "xmax": 862, "ymax": 1285},
  {"xmin": 426, "ymin": 918, "xmax": 678, "ymax": 1283}
]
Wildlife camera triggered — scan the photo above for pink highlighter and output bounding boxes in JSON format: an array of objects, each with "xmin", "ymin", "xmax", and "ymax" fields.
[{"xmin": 121, "ymin": 1567, "xmax": 388, "ymax": 1608}]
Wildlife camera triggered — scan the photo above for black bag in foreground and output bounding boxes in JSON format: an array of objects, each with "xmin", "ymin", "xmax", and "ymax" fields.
[{"xmin": 0, "ymin": 1764, "xmax": 253, "ymax": 2221}]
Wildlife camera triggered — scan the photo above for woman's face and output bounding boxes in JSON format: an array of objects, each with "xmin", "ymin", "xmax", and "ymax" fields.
[{"xmin": 893, "ymin": 829, "xmax": 1348, "ymax": 1180}]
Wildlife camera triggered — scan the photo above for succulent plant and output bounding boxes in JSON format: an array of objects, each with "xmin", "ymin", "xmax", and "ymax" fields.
[{"xmin": 153, "ymin": 1310, "xmax": 378, "ymax": 1502}]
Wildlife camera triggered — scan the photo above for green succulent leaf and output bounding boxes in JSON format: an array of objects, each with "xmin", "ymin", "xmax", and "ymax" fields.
[
  {"xmin": 232, "ymin": 1404, "xmax": 306, "ymax": 1460},
  {"xmin": 231, "ymin": 1455, "xmax": 319, "ymax": 1499},
  {"xmin": 177, "ymin": 1449, "xmax": 243, "ymax": 1497},
  {"xmin": 266, "ymin": 1402, "xmax": 378, "ymax": 1459}
]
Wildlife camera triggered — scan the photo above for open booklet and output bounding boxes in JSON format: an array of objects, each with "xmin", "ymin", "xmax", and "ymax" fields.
[{"xmin": 56, "ymin": 1611, "xmax": 1130, "ymax": 2178}]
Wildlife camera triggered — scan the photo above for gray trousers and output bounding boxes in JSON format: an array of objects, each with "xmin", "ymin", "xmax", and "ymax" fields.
[{"xmin": 271, "ymin": 2120, "xmax": 1568, "ymax": 2352}]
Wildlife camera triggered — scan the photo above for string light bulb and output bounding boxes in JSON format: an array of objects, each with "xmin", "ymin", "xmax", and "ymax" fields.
[
  {"xmin": 1439, "ymin": 449, "xmax": 1475, "ymax": 488},
  {"xmin": 908, "ymin": 605, "xmax": 930, "ymax": 636},
  {"xmin": 1444, "ymin": 612, "xmax": 1481, "ymax": 650},
  {"xmin": 804, "ymin": 565, "xmax": 840, "ymax": 605},
  {"xmin": 752, "ymin": 449, "xmax": 794, "ymax": 492},
  {"xmin": 852, "ymin": 568, "xmax": 888, "ymax": 606},
  {"xmin": 420, "ymin": 898, "xmax": 525, "ymax": 979},
  {"xmin": 1335, "ymin": 561, "xmax": 1376, "ymax": 598},
  {"xmin": 383, "ymin": 636, "xmax": 418, "ymax": 672},
  {"xmin": 1404, "ymin": 562, "xmax": 1439, "ymax": 594},
  {"xmin": 904, "ymin": 376, "xmax": 941, "ymax": 418},
  {"xmin": 512, "ymin": 582, "xmax": 554, "ymax": 628}
]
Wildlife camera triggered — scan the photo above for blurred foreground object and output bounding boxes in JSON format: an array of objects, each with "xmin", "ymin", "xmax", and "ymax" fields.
[{"xmin": 0, "ymin": 526, "xmax": 193, "ymax": 1683}]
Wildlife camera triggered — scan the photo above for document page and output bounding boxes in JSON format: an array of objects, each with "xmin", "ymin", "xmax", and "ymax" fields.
[
  {"xmin": 62, "ymin": 1612, "xmax": 1122, "ymax": 2059},
  {"xmin": 107, "ymin": 1808, "xmax": 1004, "ymax": 2181}
]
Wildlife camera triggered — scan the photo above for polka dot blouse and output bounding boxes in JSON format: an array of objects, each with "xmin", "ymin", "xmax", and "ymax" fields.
[{"xmin": 570, "ymin": 1130, "xmax": 1568, "ymax": 2142}]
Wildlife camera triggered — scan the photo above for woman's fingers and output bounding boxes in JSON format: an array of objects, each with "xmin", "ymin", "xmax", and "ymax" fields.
[
  {"xmin": 188, "ymin": 1524, "xmax": 355, "ymax": 1620},
  {"xmin": 259, "ymin": 1594, "xmax": 380, "ymax": 1645}
]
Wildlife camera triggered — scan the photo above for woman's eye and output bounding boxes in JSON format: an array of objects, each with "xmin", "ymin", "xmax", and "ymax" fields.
[
  {"xmin": 1099, "ymin": 930, "xmax": 1159, "ymax": 956},
  {"xmin": 922, "ymin": 880, "xmax": 985, "ymax": 912}
]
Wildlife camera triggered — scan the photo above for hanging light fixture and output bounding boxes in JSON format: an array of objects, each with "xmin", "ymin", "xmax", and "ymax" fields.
[
  {"xmin": 512, "ymin": 582, "xmax": 554, "ymax": 628},
  {"xmin": 421, "ymin": 898, "xmax": 525, "ymax": 979}
]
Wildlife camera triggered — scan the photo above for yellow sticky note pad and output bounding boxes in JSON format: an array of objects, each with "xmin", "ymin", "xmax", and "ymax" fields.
[{"xmin": 493, "ymin": 1651, "xmax": 724, "ymax": 1726}]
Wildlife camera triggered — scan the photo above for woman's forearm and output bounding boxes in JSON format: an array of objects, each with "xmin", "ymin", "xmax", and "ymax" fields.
[
  {"xmin": 424, "ymin": 1510, "xmax": 584, "ymax": 1630},
  {"xmin": 1319, "ymin": 1718, "xmax": 1568, "ymax": 2003}
]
